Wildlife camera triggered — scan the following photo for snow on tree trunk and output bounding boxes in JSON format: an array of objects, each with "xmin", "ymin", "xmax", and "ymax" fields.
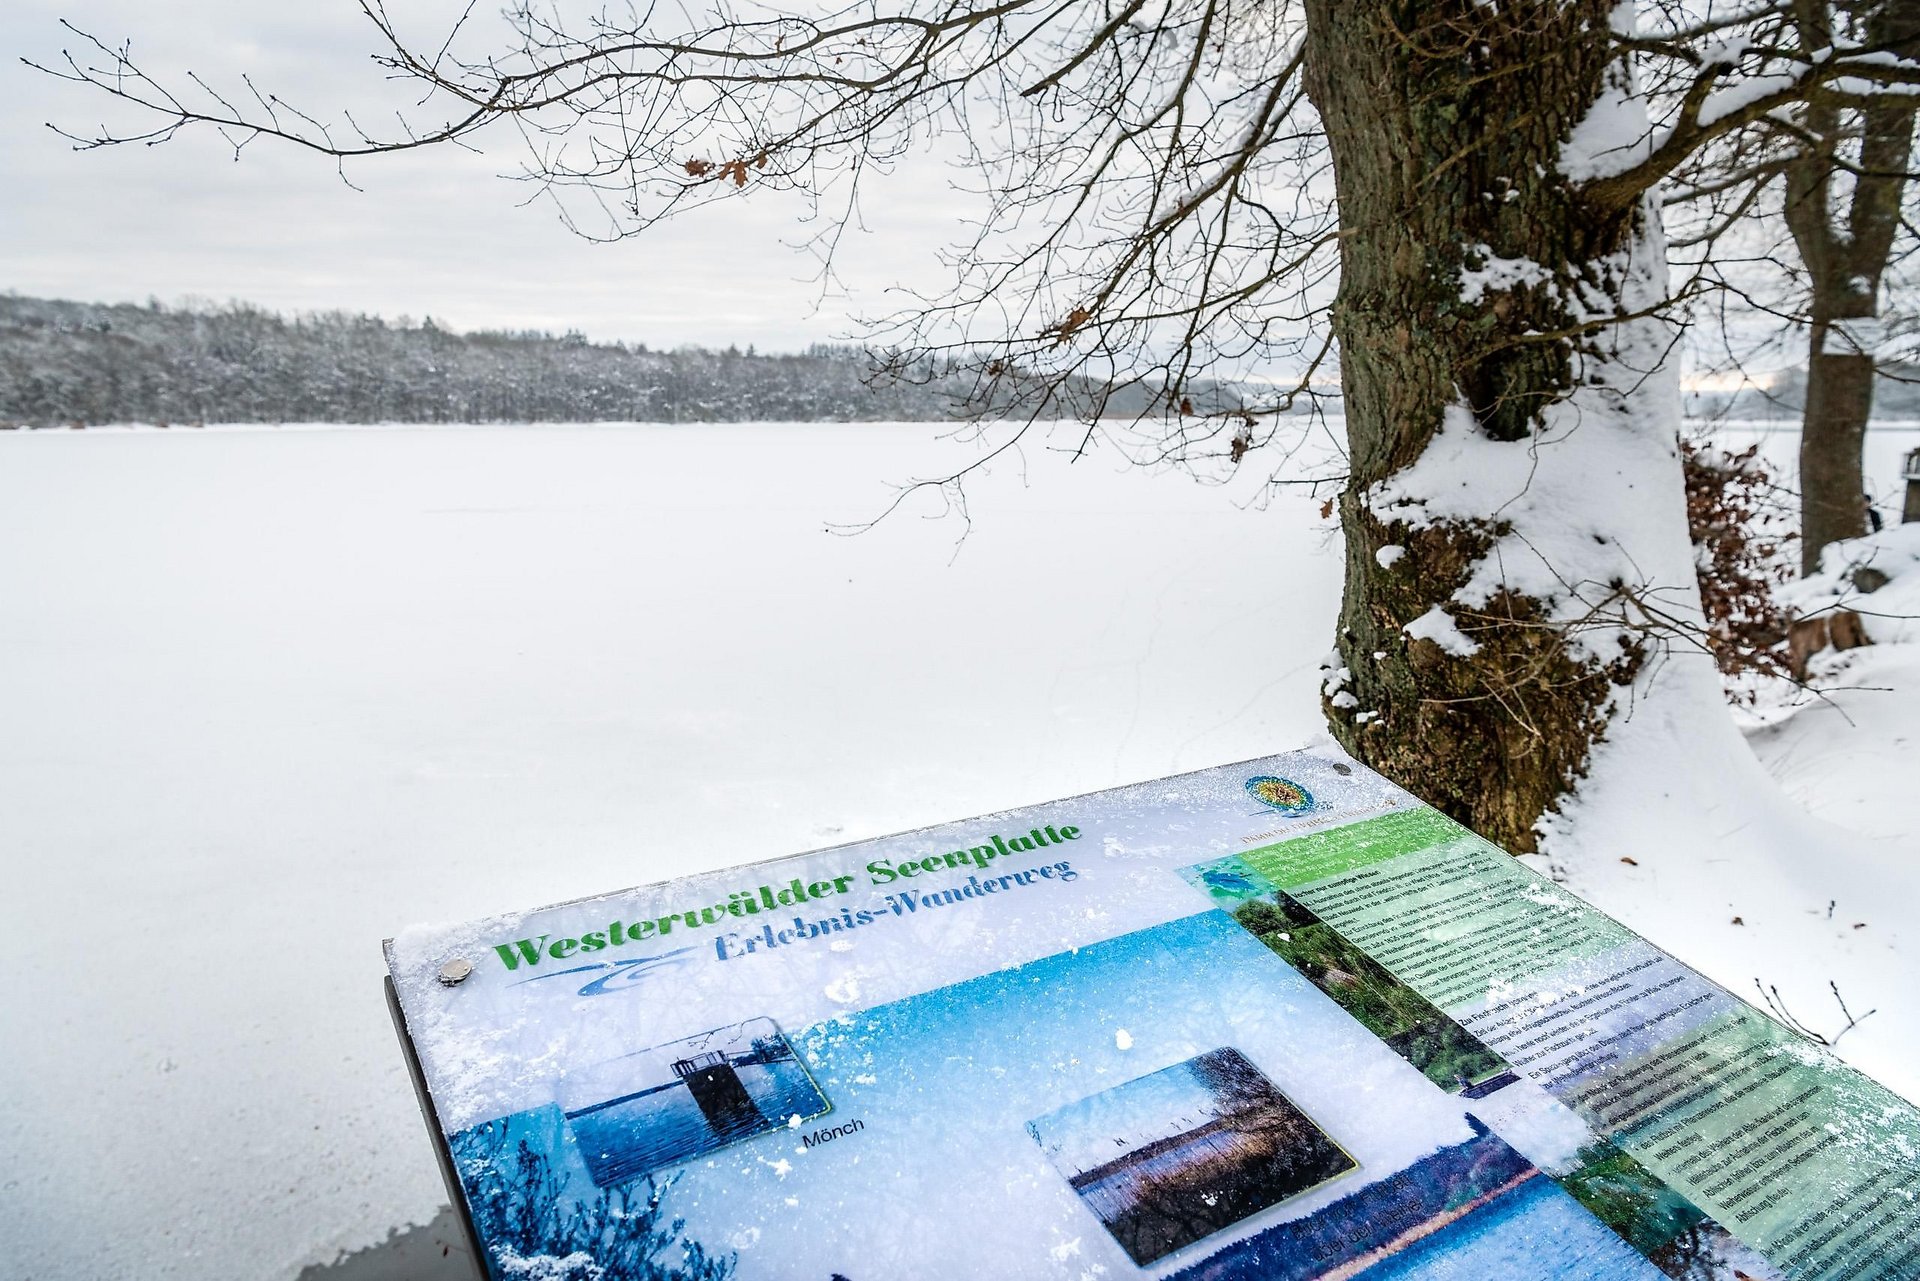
[{"xmin": 1304, "ymin": 1, "xmax": 1702, "ymax": 851}]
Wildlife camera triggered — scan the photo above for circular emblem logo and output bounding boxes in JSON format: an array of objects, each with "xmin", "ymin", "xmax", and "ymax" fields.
[{"xmin": 1246, "ymin": 775, "xmax": 1314, "ymax": 813}]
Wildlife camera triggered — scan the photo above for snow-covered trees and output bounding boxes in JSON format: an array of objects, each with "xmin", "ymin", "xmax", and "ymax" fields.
[
  {"xmin": 36, "ymin": 0, "xmax": 1920, "ymax": 847},
  {"xmin": 0, "ymin": 295, "xmax": 1071, "ymax": 425}
]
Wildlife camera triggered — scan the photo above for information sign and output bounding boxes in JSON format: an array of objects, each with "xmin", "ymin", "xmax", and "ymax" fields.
[{"xmin": 386, "ymin": 751, "xmax": 1920, "ymax": 1280}]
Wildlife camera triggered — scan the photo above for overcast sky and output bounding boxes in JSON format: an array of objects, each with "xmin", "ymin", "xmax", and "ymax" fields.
[{"xmin": 2, "ymin": 0, "xmax": 968, "ymax": 348}]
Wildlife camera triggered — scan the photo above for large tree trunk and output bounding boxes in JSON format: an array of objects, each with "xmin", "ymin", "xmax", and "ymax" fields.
[
  {"xmin": 1303, "ymin": 1, "xmax": 1694, "ymax": 851},
  {"xmin": 1787, "ymin": 0, "xmax": 1920, "ymax": 574}
]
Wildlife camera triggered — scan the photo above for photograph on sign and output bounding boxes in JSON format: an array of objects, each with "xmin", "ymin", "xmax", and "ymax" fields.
[
  {"xmin": 1182, "ymin": 856, "xmax": 1514, "ymax": 1095},
  {"xmin": 1025, "ymin": 1047, "xmax": 1358, "ymax": 1264},
  {"xmin": 559, "ymin": 1018, "xmax": 830, "ymax": 1187}
]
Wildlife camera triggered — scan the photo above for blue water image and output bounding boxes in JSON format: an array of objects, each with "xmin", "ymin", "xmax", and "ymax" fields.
[
  {"xmin": 1353, "ymin": 1177, "xmax": 1662, "ymax": 1281},
  {"xmin": 571, "ymin": 1057, "xmax": 828, "ymax": 1186},
  {"xmin": 1167, "ymin": 1125, "xmax": 1667, "ymax": 1281}
]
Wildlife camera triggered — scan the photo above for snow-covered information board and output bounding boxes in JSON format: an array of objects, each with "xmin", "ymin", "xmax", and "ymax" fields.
[{"xmin": 386, "ymin": 751, "xmax": 1920, "ymax": 1281}]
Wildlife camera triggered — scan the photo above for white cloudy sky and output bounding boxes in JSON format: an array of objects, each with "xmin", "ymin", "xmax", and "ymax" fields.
[{"xmin": 2, "ymin": 0, "xmax": 969, "ymax": 348}]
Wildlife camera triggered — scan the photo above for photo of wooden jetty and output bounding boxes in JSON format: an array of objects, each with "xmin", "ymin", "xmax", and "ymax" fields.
[{"xmin": 559, "ymin": 1018, "xmax": 829, "ymax": 1186}]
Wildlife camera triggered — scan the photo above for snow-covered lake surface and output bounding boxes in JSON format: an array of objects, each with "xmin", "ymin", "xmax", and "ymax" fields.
[{"xmin": 0, "ymin": 420, "xmax": 1914, "ymax": 1279}]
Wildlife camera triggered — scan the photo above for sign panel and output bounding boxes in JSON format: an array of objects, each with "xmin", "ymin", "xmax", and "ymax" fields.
[{"xmin": 386, "ymin": 751, "xmax": 1920, "ymax": 1281}]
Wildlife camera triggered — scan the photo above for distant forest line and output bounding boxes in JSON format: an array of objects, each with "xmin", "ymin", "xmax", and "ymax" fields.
[
  {"xmin": 7, "ymin": 292, "xmax": 1920, "ymax": 428},
  {"xmin": 0, "ymin": 293, "xmax": 1174, "ymax": 427}
]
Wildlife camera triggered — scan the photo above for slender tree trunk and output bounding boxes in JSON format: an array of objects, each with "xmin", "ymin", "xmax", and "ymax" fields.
[
  {"xmin": 1787, "ymin": 0, "xmax": 1920, "ymax": 574},
  {"xmin": 1303, "ymin": 1, "xmax": 1693, "ymax": 851},
  {"xmin": 1800, "ymin": 316, "xmax": 1876, "ymax": 572}
]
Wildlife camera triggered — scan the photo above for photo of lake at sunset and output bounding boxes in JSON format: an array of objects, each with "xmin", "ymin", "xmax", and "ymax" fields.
[{"xmin": 1028, "ymin": 1048, "xmax": 1356, "ymax": 1265}]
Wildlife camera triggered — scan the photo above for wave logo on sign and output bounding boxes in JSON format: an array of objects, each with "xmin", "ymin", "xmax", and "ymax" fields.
[
  {"xmin": 513, "ymin": 946, "xmax": 700, "ymax": 997},
  {"xmin": 1246, "ymin": 775, "xmax": 1316, "ymax": 814}
]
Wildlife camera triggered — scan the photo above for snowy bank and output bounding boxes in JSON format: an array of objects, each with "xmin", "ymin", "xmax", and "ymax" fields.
[{"xmin": 1536, "ymin": 523, "xmax": 1920, "ymax": 1105}]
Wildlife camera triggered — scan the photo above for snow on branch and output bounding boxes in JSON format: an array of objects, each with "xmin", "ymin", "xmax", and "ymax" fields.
[{"xmin": 1573, "ymin": 4, "xmax": 1920, "ymax": 209}]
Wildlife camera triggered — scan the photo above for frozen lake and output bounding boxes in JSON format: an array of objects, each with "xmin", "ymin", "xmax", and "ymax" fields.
[
  {"xmin": 1, "ymin": 418, "xmax": 1913, "ymax": 1279},
  {"xmin": 1709, "ymin": 420, "xmax": 1919, "ymax": 531}
]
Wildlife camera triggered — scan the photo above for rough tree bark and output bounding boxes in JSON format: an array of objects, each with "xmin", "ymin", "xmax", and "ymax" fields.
[
  {"xmin": 1305, "ymin": 1, "xmax": 1682, "ymax": 851},
  {"xmin": 1786, "ymin": 0, "xmax": 1920, "ymax": 574}
]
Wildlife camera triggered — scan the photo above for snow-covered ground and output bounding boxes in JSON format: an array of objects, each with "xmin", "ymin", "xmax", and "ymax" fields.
[{"xmin": 0, "ymin": 420, "xmax": 1914, "ymax": 1279}]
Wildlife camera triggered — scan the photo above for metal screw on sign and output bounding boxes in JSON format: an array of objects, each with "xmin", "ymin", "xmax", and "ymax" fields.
[{"xmin": 438, "ymin": 958, "xmax": 475, "ymax": 986}]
